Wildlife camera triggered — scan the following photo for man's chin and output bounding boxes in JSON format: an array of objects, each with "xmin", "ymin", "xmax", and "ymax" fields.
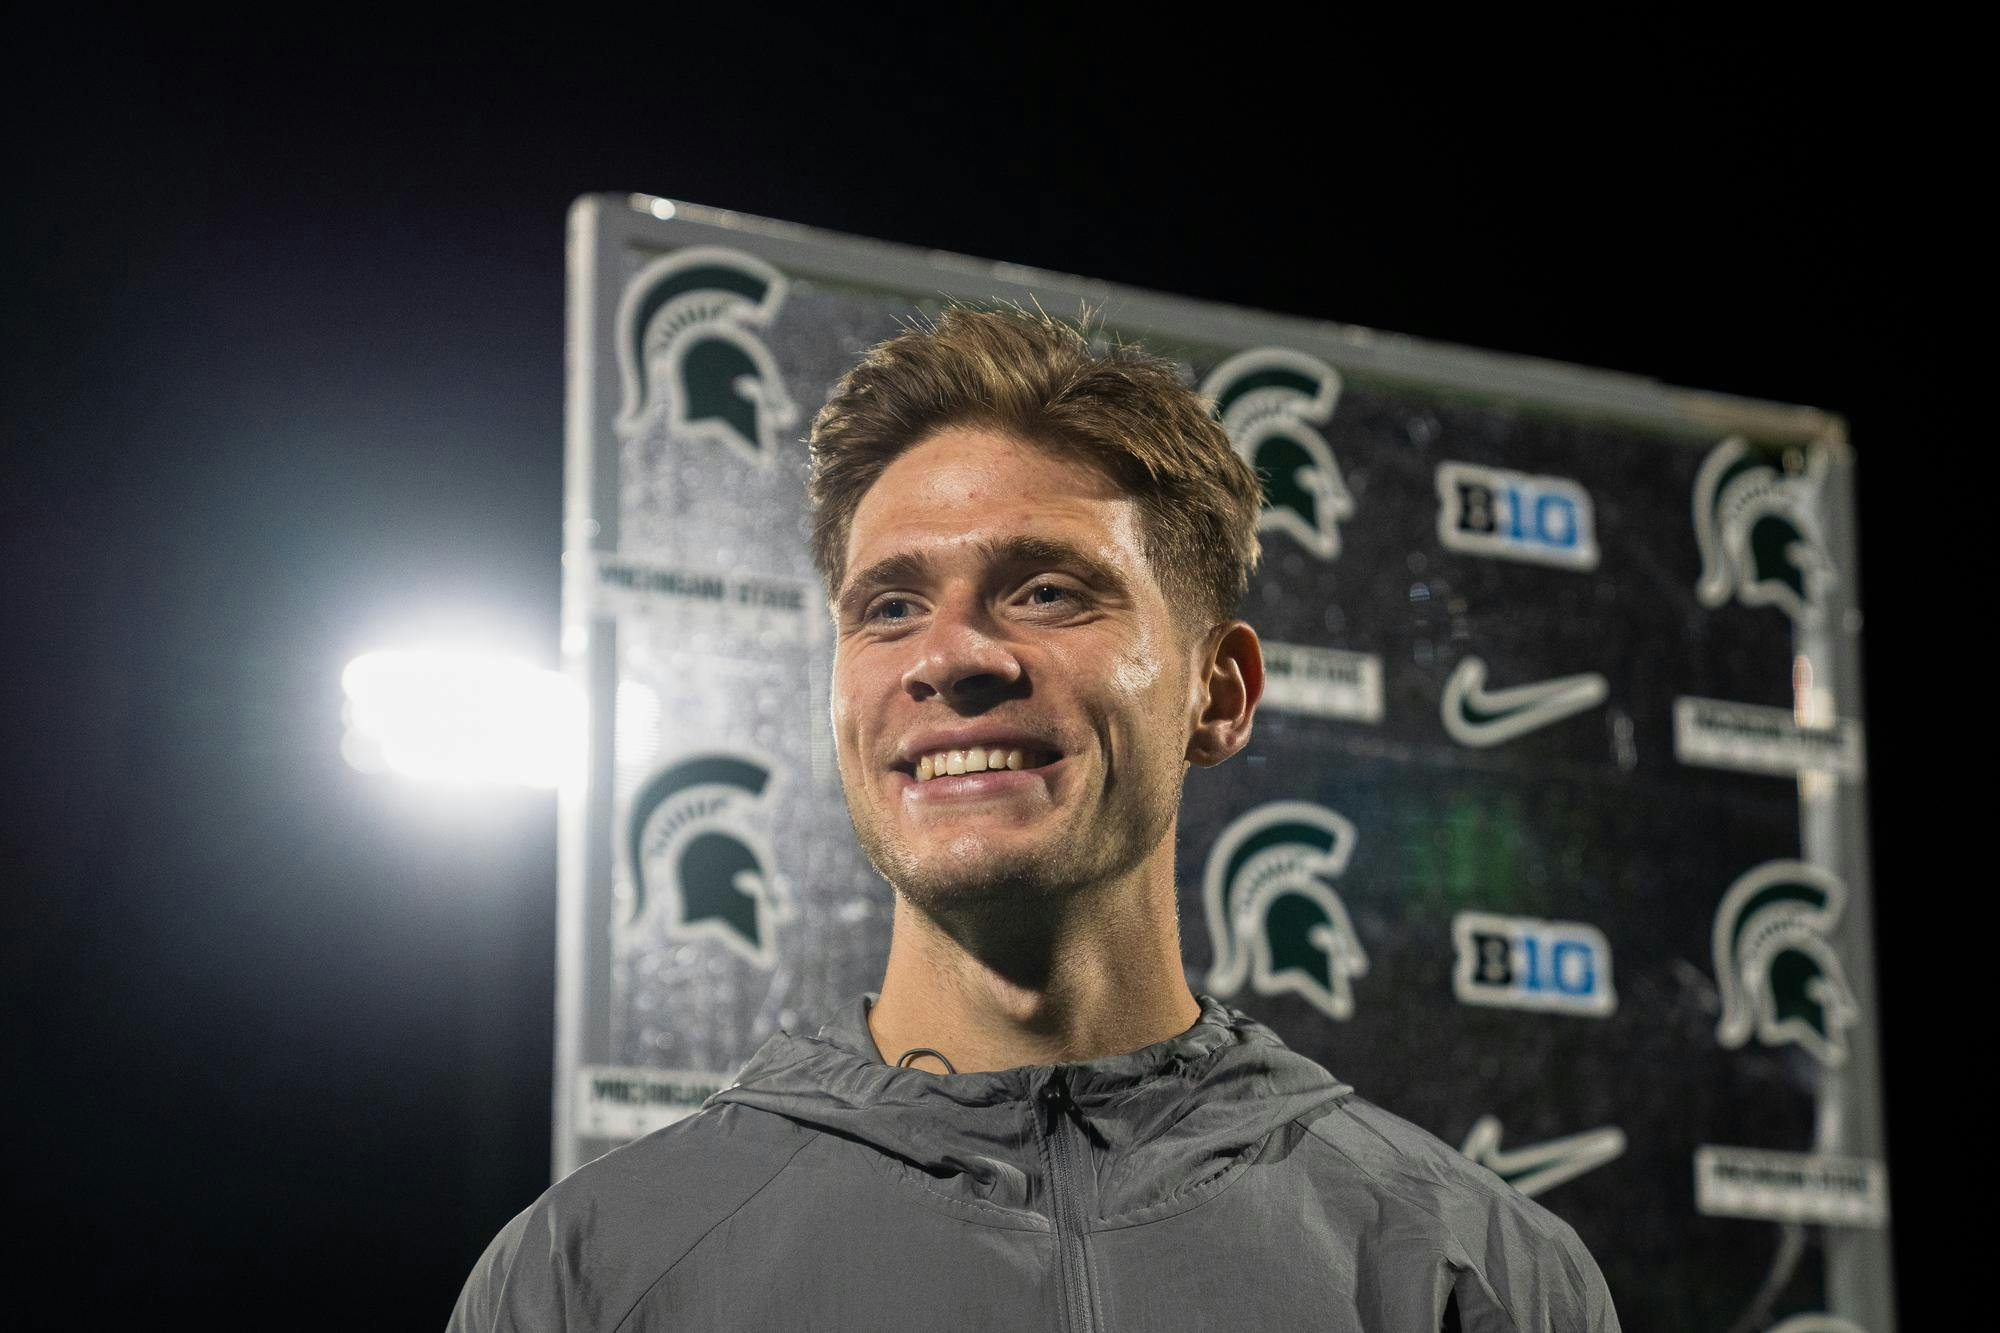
[{"xmin": 869, "ymin": 836, "xmax": 1080, "ymax": 914}]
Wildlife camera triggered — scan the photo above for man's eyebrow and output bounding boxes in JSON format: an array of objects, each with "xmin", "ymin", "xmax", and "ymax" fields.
[{"xmin": 836, "ymin": 535, "xmax": 1131, "ymax": 618}]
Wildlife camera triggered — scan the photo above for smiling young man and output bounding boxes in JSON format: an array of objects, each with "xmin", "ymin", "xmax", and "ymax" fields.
[{"xmin": 449, "ymin": 307, "xmax": 1621, "ymax": 1332}]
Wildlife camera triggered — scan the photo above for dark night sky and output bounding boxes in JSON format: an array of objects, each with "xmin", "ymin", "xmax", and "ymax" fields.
[{"xmin": 4, "ymin": 13, "xmax": 1937, "ymax": 1328}]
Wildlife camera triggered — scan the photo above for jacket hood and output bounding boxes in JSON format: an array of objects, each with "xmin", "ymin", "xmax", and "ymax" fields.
[{"xmin": 708, "ymin": 992, "xmax": 1351, "ymax": 1222}]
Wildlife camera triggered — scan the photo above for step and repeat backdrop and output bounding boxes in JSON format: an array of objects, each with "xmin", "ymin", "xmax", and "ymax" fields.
[{"xmin": 556, "ymin": 194, "xmax": 1888, "ymax": 1331}]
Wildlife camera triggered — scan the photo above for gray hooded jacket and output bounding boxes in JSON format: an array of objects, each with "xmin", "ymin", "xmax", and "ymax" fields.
[{"xmin": 449, "ymin": 993, "xmax": 1619, "ymax": 1331}]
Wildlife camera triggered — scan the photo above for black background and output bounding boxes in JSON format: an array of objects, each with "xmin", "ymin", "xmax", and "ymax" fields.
[{"xmin": 4, "ymin": 12, "xmax": 1936, "ymax": 1329}]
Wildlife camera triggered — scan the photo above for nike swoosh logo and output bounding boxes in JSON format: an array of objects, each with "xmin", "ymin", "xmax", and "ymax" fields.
[
  {"xmin": 1459, "ymin": 1115, "xmax": 1627, "ymax": 1197},
  {"xmin": 1441, "ymin": 657, "xmax": 1609, "ymax": 747}
]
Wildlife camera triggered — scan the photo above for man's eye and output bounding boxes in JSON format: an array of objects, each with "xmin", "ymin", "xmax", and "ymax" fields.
[
  {"xmin": 864, "ymin": 598, "xmax": 912, "ymax": 622},
  {"xmin": 1027, "ymin": 583, "xmax": 1079, "ymax": 606}
]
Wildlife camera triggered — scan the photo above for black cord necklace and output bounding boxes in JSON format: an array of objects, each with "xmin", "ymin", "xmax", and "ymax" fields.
[{"xmin": 895, "ymin": 1046, "xmax": 957, "ymax": 1075}]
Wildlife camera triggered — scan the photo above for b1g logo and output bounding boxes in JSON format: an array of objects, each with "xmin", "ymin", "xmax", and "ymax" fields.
[
  {"xmin": 1693, "ymin": 435, "xmax": 1835, "ymax": 623},
  {"xmin": 625, "ymin": 750, "xmax": 792, "ymax": 968},
  {"xmin": 613, "ymin": 245, "xmax": 800, "ymax": 463},
  {"xmin": 1436, "ymin": 461, "xmax": 1599, "ymax": 570},
  {"xmin": 1712, "ymin": 860, "xmax": 1858, "ymax": 1066},
  {"xmin": 1201, "ymin": 801, "xmax": 1368, "ymax": 1020},
  {"xmin": 1200, "ymin": 348, "xmax": 1352, "ymax": 561},
  {"xmin": 1452, "ymin": 912, "xmax": 1615, "ymax": 1016}
]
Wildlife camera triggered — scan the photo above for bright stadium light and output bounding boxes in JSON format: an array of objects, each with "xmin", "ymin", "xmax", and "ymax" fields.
[{"xmin": 340, "ymin": 649, "xmax": 583, "ymax": 788}]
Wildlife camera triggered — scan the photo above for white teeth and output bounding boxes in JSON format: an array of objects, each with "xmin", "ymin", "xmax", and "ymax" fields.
[{"xmin": 912, "ymin": 746, "xmax": 1041, "ymax": 781}]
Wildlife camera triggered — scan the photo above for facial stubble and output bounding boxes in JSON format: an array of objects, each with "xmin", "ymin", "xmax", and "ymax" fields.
[{"xmin": 844, "ymin": 746, "xmax": 1189, "ymax": 931}]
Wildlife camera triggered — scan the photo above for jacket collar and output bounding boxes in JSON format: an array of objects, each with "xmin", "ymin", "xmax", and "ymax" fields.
[{"xmin": 710, "ymin": 990, "xmax": 1350, "ymax": 1221}]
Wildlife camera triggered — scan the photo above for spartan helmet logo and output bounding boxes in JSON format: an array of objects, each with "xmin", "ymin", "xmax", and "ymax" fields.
[
  {"xmin": 1693, "ymin": 435, "xmax": 1836, "ymax": 624},
  {"xmin": 1200, "ymin": 349, "xmax": 1352, "ymax": 561},
  {"xmin": 626, "ymin": 751, "xmax": 791, "ymax": 968},
  {"xmin": 1202, "ymin": 801, "xmax": 1369, "ymax": 1020},
  {"xmin": 1712, "ymin": 860, "xmax": 1859, "ymax": 1066},
  {"xmin": 614, "ymin": 246, "xmax": 799, "ymax": 464}
]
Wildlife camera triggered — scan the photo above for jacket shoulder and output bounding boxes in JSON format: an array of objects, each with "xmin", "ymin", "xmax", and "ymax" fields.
[
  {"xmin": 447, "ymin": 1103, "xmax": 818, "ymax": 1333},
  {"xmin": 1297, "ymin": 1094, "xmax": 1621, "ymax": 1332}
]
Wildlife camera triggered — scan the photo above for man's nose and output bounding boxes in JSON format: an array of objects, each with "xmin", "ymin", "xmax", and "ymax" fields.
[{"xmin": 899, "ymin": 597, "xmax": 1023, "ymax": 702}]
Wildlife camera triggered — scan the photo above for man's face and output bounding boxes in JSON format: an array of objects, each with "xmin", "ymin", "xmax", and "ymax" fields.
[{"xmin": 829, "ymin": 427, "xmax": 1196, "ymax": 917}]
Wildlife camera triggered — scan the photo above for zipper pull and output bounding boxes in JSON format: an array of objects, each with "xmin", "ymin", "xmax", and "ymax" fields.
[{"xmin": 1040, "ymin": 1070, "xmax": 1074, "ymax": 1124}]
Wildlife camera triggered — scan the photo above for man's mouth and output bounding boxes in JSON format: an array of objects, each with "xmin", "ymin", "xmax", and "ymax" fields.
[
  {"xmin": 895, "ymin": 746, "xmax": 1060, "ymax": 783},
  {"xmin": 888, "ymin": 747, "xmax": 1068, "ymax": 802}
]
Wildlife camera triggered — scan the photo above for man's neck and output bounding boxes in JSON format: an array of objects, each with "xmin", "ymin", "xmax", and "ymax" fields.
[{"xmin": 865, "ymin": 875, "xmax": 1202, "ymax": 1074}]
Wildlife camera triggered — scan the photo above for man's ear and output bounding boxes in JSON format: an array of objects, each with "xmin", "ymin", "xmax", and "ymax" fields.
[{"xmin": 1186, "ymin": 621, "xmax": 1264, "ymax": 769}]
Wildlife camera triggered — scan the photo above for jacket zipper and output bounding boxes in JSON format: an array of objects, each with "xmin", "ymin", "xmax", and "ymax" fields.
[{"xmin": 1038, "ymin": 1070, "xmax": 1097, "ymax": 1333}]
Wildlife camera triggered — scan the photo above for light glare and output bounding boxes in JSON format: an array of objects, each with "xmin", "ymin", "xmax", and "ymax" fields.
[{"xmin": 341, "ymin": 649, "xmax": 582, "ymax": 788}]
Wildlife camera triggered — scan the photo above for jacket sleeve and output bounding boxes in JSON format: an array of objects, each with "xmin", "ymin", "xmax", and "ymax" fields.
[
  {"xmin": 447, "ymin": 1203, "xmax": 550, "ymax": 1333},
  {"xmin": 1450, "ymin": 1214, "xmax": 1621, "ymax": 1333}
]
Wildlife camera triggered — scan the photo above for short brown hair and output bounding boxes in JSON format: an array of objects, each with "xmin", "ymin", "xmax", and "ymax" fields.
[{"xmin": 806, "ymin": 304, "xmax": 1263, "ymax": 640}]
